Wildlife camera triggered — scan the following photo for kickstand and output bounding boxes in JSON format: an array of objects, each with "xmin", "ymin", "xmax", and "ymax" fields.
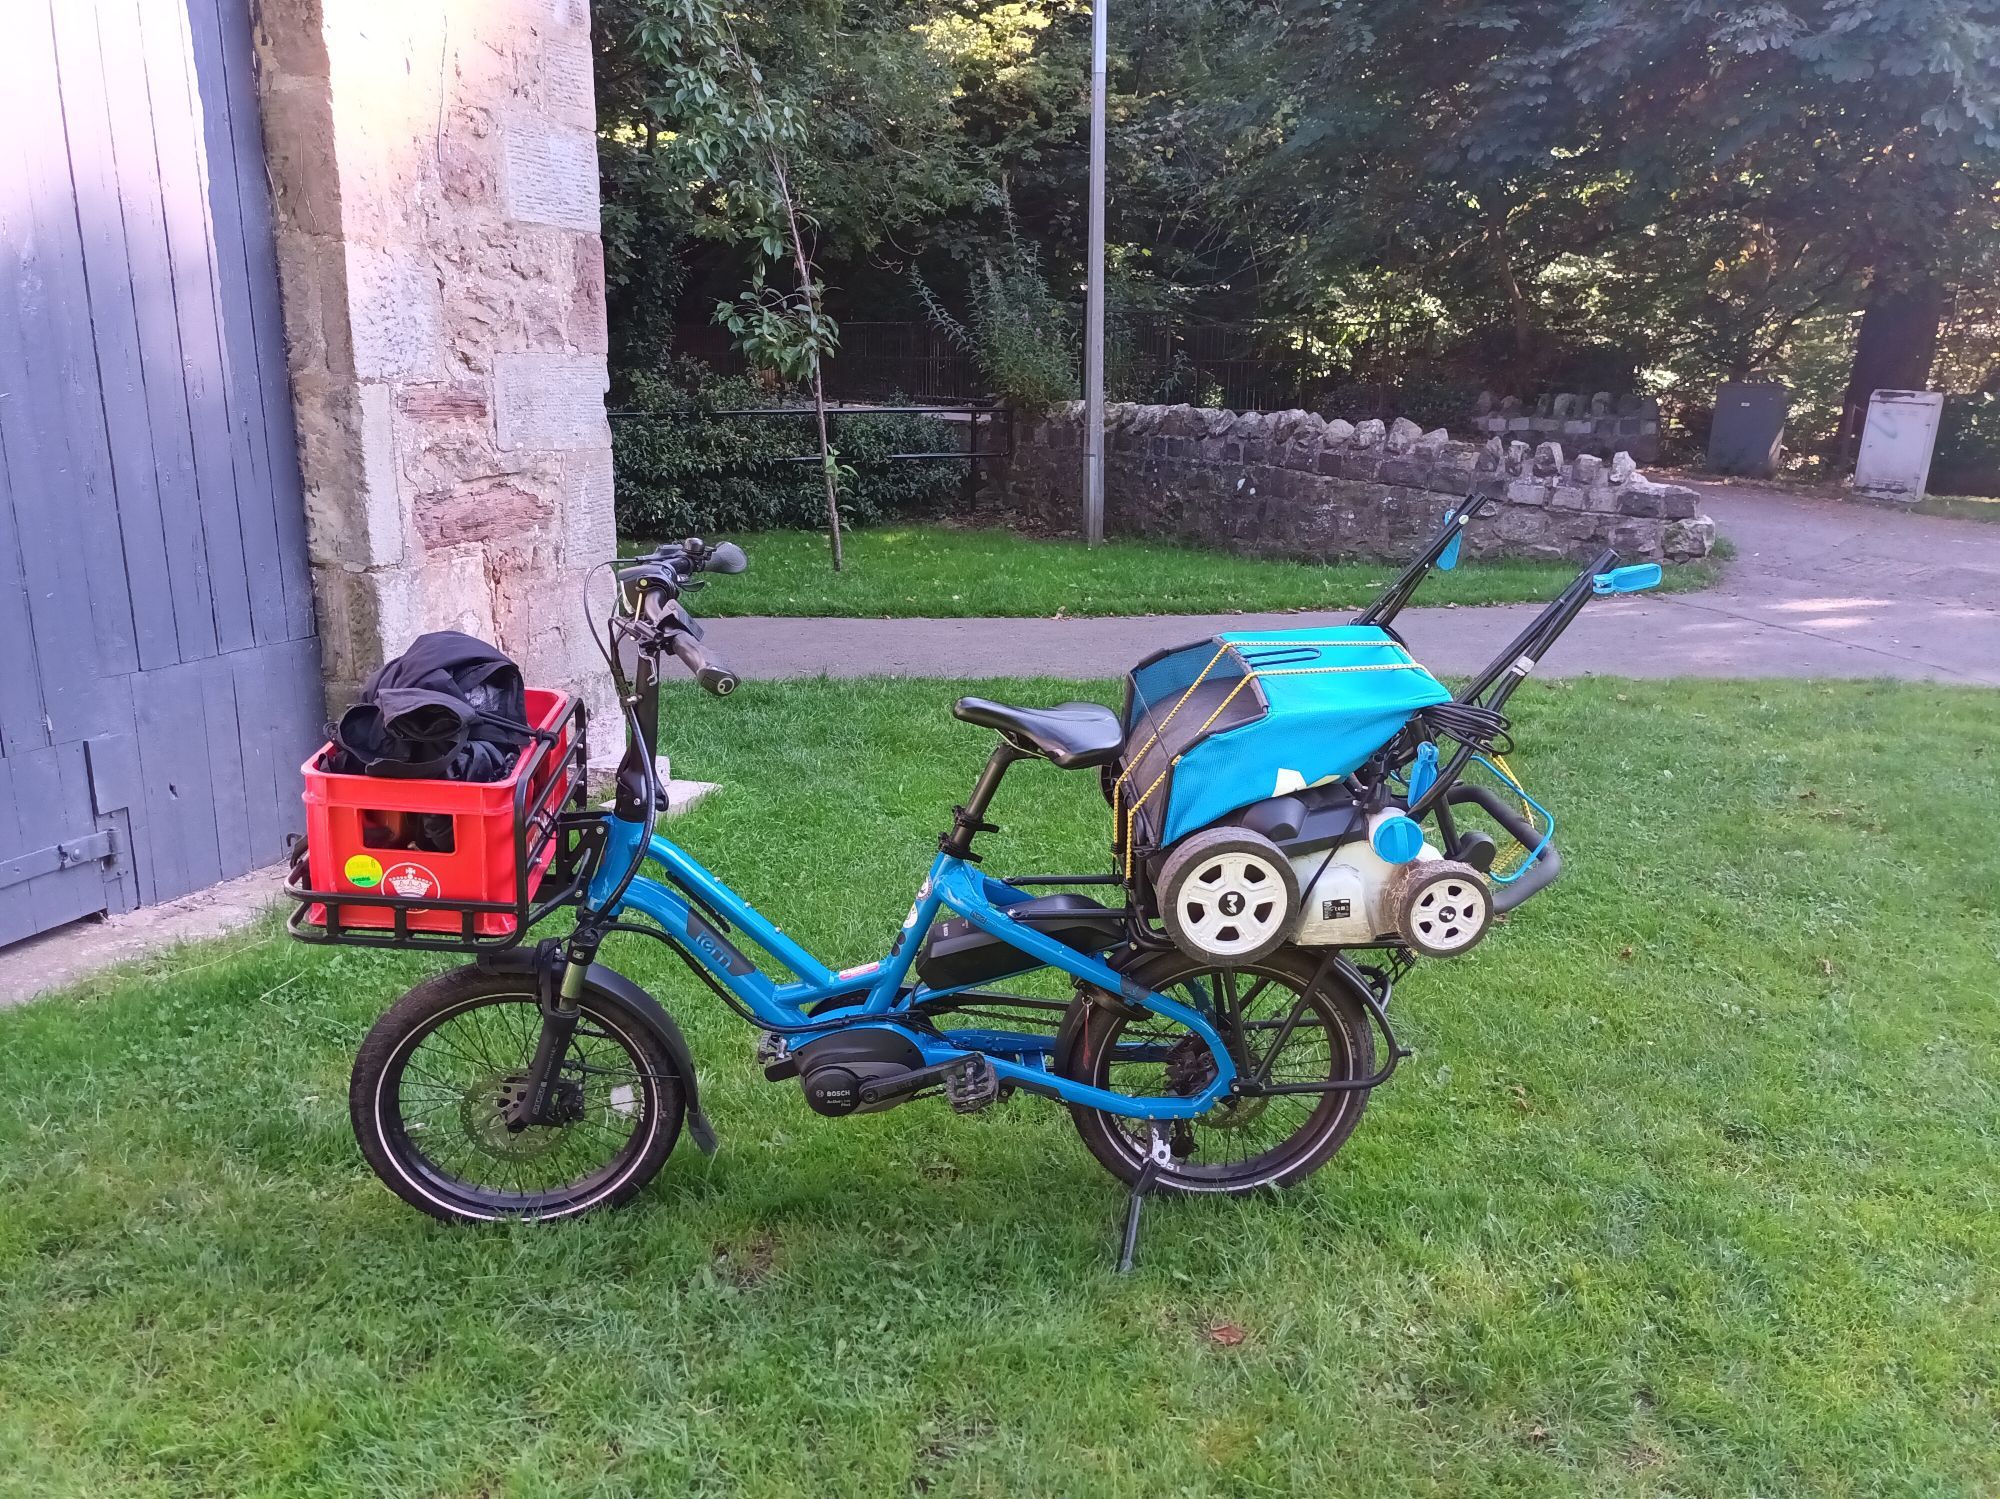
[{"xmin": 1115, "ymin": 1126, "xmax": 1174, "ymax": 1273}]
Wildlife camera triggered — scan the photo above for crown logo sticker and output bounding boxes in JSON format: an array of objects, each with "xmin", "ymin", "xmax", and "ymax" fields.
[{"xmin": 383, "ymin": 862, "xmax": 439, "ymax": 900}]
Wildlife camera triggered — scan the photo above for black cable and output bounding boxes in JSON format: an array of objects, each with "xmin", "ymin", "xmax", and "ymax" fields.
[
  {"xmin": 1417, "ymin": 701, "xmax": 1511, "ymax": 754},
  {"xmin": 577, "ymin": 560, "xmax": 662, "ymax": 920}
]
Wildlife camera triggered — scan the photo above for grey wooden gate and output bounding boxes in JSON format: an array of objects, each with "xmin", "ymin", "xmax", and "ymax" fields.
[{"xmin": 0, "ymin": 0, "xmax": 321, "ymax": 946}]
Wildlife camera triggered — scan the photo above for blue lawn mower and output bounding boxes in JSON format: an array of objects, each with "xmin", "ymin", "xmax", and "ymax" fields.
[{"xmin": 294, "ymin": 496, "xmax": 1658, "ymax": 1267}]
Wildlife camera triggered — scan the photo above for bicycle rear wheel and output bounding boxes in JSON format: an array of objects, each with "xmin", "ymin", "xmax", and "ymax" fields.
[
  {"xmin": 350, "ymin": 966, "xmax": 685, "ymax": 1224},
  {"xmin": 1056, "ymin": 945, "xmax": 1375, "ymax": 1195}
]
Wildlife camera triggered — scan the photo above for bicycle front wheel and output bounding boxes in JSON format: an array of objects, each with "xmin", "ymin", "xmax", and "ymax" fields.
[{"xmin": 350, "ymin": 966, "xmax": 685, "ymax": 1224}]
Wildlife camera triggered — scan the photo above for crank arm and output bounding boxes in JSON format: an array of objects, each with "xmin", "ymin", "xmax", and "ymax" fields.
[{"xmin": 855, "ymin": 1055, "xmax": 981, "ymax": 1108}]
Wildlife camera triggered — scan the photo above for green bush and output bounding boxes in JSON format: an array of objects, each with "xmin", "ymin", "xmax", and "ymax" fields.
[
  {"xmin": 611, "ymin": 364, "xmax": 963, "ymax": 537},
  {"xmin": 1931, "ymin": 393, "xmax": 2000, "ymax": 498},
  {"xmin": 915, "ymin": 233, "xmax": 1077, "ymax": 415}
]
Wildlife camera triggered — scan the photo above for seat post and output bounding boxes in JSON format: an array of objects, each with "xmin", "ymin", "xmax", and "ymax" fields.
[{"xmin": 941, "ymin": 742, "xmax": 1024, "ymax": 859}]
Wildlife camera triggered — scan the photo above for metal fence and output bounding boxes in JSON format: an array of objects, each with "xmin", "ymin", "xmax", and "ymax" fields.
[
  {"xmin": 670, "ymin": 321, "xmax": 984, "ymax": 404},
  {"xmin": 606, "ymin": 401, "xmax": 1012, "ymax": 513},
  {"xmin": 672, "ymin": 315, "xmax": 1443, "ymax": 414},
  {"xmin": 1106, "ymin": 317, "xmax": 1443, "ymax": 414}
]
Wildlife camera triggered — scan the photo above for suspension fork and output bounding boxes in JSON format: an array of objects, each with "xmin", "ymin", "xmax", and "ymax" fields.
[
  {"xmin": 511, "ymin": 607, "xmax": 662, "ymax": 1130},
  {"xmin": 511, "ymin": 934, "xmax": 599, "ymax": 1130}
]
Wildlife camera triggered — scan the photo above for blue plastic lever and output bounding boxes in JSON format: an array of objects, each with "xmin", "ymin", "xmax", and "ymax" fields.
[
  {"xmin": 1437, "ymin": 506, "xmax": 1464, "ymax": 571},
  {"xmin": 1593, "ymin": 563, "xmax": 1662, "ymax": 595}
]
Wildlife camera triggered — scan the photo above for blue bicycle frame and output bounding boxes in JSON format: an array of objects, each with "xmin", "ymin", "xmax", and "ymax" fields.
[{"xmin": 580, "ymin": 812, "xmax": 1237, "ymax": 1122}]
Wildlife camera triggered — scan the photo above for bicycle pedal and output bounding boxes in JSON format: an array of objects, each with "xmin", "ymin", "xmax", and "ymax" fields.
[
  {"xmin": 756, "ymin": 1031, "xmax": 798, "ymax": 1081},
  {"xmin": 944, "ymin": 1055, "xmax": 1000, "ymax": 1113}
]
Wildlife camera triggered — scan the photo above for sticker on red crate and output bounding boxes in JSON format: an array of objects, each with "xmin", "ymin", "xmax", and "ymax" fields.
[{"xmin": 382, "ymin": 862, "xmax": 444, "ymax": 900}]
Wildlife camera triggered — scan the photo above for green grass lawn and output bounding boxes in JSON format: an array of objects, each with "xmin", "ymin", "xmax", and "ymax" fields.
[
  {"xmin": 1916, "ymin": 492, "xmax": 2000, "ymax": 523},
  {"xmin": 3, "ymin": 677, "xmax": 1996, "ymax": 1497},
  {"xmin": 654, "ymin": 524, "xmax": 1722, "ymax": 617}
]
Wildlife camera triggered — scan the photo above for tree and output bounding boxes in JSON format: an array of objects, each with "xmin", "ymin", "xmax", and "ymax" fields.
[
  {"xmin": 1247, "ymin": 1, "xmax": 2000, "ymax": 433},
  {"xmin": 594, "ymin": 0, "xmax": 988, "ymax": 383},
  {"xmin": 1456, "ymin": 1, "xmax": 2000, "ymax": 452}
]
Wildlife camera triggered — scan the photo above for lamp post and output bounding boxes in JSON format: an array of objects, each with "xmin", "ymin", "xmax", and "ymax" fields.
[{"xmin": 1082, "ymin": 0, "xmax": 1108, "ymax": 545}]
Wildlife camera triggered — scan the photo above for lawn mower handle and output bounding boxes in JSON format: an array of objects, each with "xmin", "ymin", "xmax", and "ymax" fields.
[
  {"xmin": 1457, "ymin": 546, "xmax": 1620, "ymax": 710},
  {"xmin": 1356, "ymin": 493, "xmax": 1499, "ymax": 629},
  {"xmin": 1445, "ymin": 785, "xmax": 1562, "ymax": 912}
]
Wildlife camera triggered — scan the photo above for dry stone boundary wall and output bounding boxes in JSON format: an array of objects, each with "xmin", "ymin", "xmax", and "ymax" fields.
[{"xmin": 983, "ymin": 403, "xmax": 1714, "ymax": 566}]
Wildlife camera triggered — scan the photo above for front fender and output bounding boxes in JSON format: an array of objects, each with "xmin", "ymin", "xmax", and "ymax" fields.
[{"xmin": 475, "ymin": 950, "xmax": 717, "ymax": 1155}]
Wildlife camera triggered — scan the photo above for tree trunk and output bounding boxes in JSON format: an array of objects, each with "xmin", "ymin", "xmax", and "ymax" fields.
[
  {"xmin": 1838, "ymin": 274, "xmax": 1945, "ymax": 459},
  {"xmin": 1490, "ymin": 230, "xmax": 1536, "ymax": 359},
  {"xmin": 806, "ymin": 358, "xmax": 844, "ymax": 572}
]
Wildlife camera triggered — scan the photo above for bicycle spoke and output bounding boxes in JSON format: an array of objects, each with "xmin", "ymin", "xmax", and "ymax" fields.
[{"xmin": 1088, "ymin": 958, "xmax": 1362, "ymax": 1184}]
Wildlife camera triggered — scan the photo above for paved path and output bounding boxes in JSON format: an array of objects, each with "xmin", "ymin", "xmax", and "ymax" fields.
[{"xmin": 709, "ymin": 483, "xmax": 2000, "ymax": 686}]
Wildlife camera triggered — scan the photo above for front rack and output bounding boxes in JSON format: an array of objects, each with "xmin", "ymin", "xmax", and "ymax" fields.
[
  {"xmin": 285, "ymin": 699, "xmax": 604, "ymax": 955},
  {"xmin": 283, "ymin": 815, "xmax": 604, "ymax": 954}
]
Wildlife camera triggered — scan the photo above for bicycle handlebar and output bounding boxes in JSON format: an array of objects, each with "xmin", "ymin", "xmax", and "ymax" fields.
[
  {"xmin": 666, "ymin": 629, "xmax": 739, "ymax": 698},
  {"xmin": 609, "ymin": 537, "xmax": 748, "ymax": 695}
]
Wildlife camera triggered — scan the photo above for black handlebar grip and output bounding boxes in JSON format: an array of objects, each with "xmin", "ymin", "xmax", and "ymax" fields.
[{"xmin": 667, "ymin": 632, "xmax": 739, "ymax": 697}]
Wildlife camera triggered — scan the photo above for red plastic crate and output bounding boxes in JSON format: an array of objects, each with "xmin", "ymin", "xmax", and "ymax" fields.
[{"xmin": 299, "ymin": 689, "xmax": 580, "ymax": 939}]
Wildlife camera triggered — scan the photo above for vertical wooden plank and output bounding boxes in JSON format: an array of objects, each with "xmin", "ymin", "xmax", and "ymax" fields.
[
  {"xmin": 127, "ymin": 675, "xmax": 181, "ymax": 905},
  {"xmin": 229, "ymin": 645, "xmax": 288, "ymax": 869},
  {"xmin": 0, "ymin": 7, "xmax": 108, "ymax": 745},
  {"xmin": 199, "ymin": 657, "xmax": 253, "ymax": 878},
  {"xmin": 96, "ymin": 809, "xmax": 138, "ymax": 914},
  {"xmin": 209, "ymin": 0, "xmax": 316, "ymax": 644},
  {"xmin": 0, "ymin": 759, "xmax": 38, "ymax": 947},
  {"xmin": 136, "ymin": 0, "xmax": 254, "ymax": 655},
  {"xmin": 0, "ymin": 766, "xmax": 33, "ymax": 946},
  {"xmin": 56, "ymin": 744, "xmax": 125, "ymax": 917},
  {"xmin": 21, "ymin": 0, "xmax": 144, "ymax": 685},
  {"xmin": 47, "ymin": 0, "xmax": 183, "ymax": 674},
  {"xmin": 93, "ymin": 0, "xmax": 219, "ymax": 665},
  {"xmin": 0, "ymin": 430, "xmax": 49, "ymax": 763},
  {"xmin": 13, "ymin": 745, "xmax": 109, "ymax": 934},
  {"xmin": 87, "ymin": 732, "xmax": 155, "ymax": 908},
  {"xmin": 85, "ymin": 695, "xmax": 148, "ymax": 913},
  {"xmin": 182, "ymin": 0, "xmax": 289, "ymax": 647},
  {"xmin": 132, "ymin": 665, "xmax": 224, "ymax": 902}
]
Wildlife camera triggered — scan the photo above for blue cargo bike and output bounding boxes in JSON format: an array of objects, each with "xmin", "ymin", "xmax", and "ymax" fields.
[{"xmin": 289, "ymin": 496, "xmax": 1659, "ymax": 1265}]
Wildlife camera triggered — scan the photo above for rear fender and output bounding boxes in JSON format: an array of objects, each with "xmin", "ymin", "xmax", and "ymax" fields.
[{"xmin": 476, "ymin": 950, "xmax": 717, "ymax": 1154}]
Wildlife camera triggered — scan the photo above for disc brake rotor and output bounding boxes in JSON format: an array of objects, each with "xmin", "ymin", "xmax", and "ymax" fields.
[{"xmin": 458, "ymin": 1071, "xmax": 585, "ymax": 1162}]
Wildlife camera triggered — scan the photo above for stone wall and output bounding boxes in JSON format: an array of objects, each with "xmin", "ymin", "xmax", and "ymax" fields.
[
  {"xmin": 252, "ymin": 0, "xmax": 615, "ymax": 724},
  {"xmin": 1468, "ymin": 391, "xmax": 1662, "ymax": 463},
  {"xmin": 985, "ymin": 404, "xmax": 1714, "ymax": 565}
]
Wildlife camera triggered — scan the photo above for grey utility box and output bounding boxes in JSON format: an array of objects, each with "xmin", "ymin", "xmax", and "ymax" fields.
[{"xmin": 1708, "ymin": 381, "xmax": 1789, "ymax": 477}]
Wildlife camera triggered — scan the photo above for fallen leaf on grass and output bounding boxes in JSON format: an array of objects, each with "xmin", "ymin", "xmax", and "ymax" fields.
[
  {"xmin": 1206, "ymin": 1322, "xmax": 1247, "ymax": 1347},
  {"xmin": 1816, "ymin": 958, "xmax": 1836, "ymax": 978},
  {"xmin": 1618, "ymin": 945, "xmax": 1635, "ymax": 961}
]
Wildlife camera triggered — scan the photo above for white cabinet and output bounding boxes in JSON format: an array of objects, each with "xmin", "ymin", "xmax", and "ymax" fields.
[{"xmin": 1853, "ymin": 390, "xmax": 1945, "ymax": 503}]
